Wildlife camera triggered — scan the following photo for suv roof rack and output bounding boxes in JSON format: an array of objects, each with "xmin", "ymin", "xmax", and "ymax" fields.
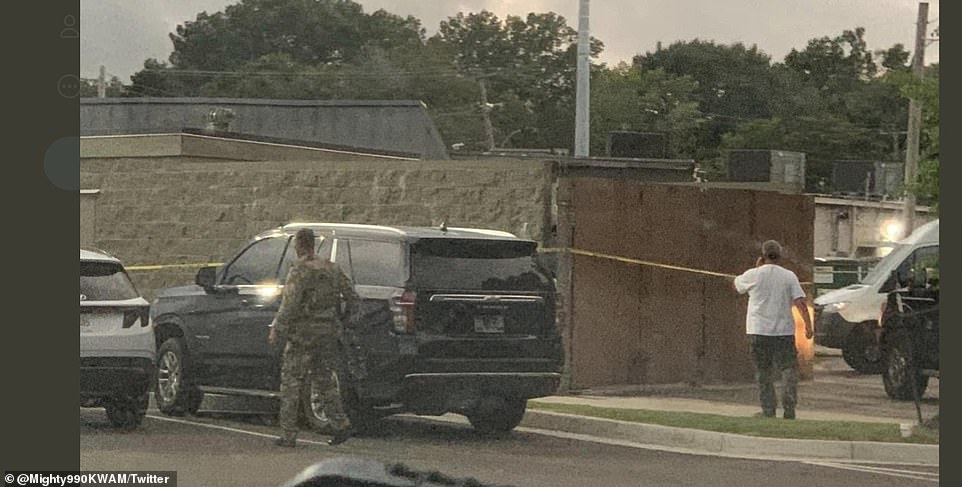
[
  {"xmin": 445, "ymin": 227, "xmax": 517, "ymax": 238},
  {"xmin": 282, "ymin": 222, "xmax": 406, "ymax": 235}
]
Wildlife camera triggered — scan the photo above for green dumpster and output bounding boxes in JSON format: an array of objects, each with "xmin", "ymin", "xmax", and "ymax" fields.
[{"xmin": 813, "ymin": 257, "xmax": 881, "ymax": 297}]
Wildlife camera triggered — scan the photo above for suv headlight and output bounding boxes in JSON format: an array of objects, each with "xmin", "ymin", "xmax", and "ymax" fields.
[{"xmin": 822, "ymin": 302, "xmax": 849, "ymax": 314}]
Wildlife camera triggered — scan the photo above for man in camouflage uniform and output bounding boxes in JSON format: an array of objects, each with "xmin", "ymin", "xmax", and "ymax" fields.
[{"xmin": 268, "ymin": 228, "xmax": 358, "ymax": 447}]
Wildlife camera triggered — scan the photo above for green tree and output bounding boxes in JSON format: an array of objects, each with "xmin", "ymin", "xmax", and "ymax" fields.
[
  {"xmin": 129, "ymin": 0, "xmax": 425, "ymax": 97},
  {"xmin": 890, "ymin": 64, "xmax": 939, "ymax": 208},
  {"xmin": 785, "ymin": 27, "xmax": 877, "ymax": 90},
  {"xmin": 632, "ymin": 40, "xmax": 775, "ymax": 159},
  {"xmin": 127, "ymin": 58, "xmax": 203, "ymax": 97},
  {"xmin": 430, "ymin": 10, "xmax": 603, "ymax": 151},
  {"xmin": 590, "ymin": 64, "xmax": 701, "ymax": 158},
  {"xmin": 878, "ymin": 43, "xmax": 911, "ymax": 73},
  {"xmin": 168, "ymin": 0, "xmax": 422, "ymax": 68}
]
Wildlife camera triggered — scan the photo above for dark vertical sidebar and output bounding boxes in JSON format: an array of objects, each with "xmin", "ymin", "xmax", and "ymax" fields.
[{"xmin": 0, "ymin": 1, "xmax": 80, "ymax": 470}]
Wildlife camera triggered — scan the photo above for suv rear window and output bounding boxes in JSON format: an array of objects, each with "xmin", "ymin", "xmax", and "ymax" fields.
[
  {"xmin": 411, "ymin": 239, "xmax": 552, "ymax": 291},
  {"xmin": 80, "ymin": 262, "xmax": 139, "ymax": 301}
]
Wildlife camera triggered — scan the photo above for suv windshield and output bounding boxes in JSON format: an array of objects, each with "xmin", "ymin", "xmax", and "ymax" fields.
[
  {"xmin": 80, "ymin": 261, "xmax": 140, "ymax": 301},
  {"xmin": 412, "ymin": 239, "xmax": 552, "ymax": 291}
]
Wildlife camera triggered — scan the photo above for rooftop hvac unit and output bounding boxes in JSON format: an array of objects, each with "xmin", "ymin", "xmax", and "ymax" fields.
[
  {"xmin": 876, "ymin": 162, "xmax": 905, "ymax": 197},
  {"xmin": 607, "ymin": 131, "xmax": 667, "ymax": 159},
  {"xmin": 832, "ymin": 161, "xmax": 904, "ymax": 197},
  {"xmin": 727, "ymin": 150, "xmax": 806, "ymax": 186}
]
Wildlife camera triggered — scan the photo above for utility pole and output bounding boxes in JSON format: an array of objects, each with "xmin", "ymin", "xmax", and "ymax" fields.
[
  {"xmin": 97, "ymin": 65, "xmax": 107, "ymax": 98},
  {"xmin": 902, "ymin": 2, "xmax": 928, "ymax": 238},
  {"xmin": 478, "ymin": 78, "xmax": 496, "ymax": 151},
  {"xmin": 574, "ymin": 0, "xmax": 590, "ymax": 157},
  {"xmin": 879, "ymin": 127, "xmax": 907, "ymax": 162}
]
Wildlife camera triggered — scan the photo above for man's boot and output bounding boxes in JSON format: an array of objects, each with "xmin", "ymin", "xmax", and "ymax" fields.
[{"xmin": 328, "ymin": 428, "xmax": 353, "ymax": 446}]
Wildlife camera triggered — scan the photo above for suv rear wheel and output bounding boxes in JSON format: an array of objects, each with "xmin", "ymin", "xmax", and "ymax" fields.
[
  {"xmin": 883, "ymin": 333, "xmax": 929, "ymax": 400},
  {"xmin": 842, "ymin": 322, "xmax": 884, "ymax": 374},
  {"xmin": 467, "ymin": 397, "xmax": 527, "ymax": 434},
  {"xmin": 104, "ymin": 394, "xmax": 148, "ymax": 430},
  {"xmin": 155, "ymin": 338, "xmax": 203, "ymax": 416}
]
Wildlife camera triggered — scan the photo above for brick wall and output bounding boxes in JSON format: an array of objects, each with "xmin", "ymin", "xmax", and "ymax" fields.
[{"xmin": 81, "ymin": 157, "xmax": 555, "ymax": 298}]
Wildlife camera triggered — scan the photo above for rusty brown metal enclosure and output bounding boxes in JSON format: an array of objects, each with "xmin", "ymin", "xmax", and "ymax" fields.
[{"xmin": 565, "ymin": 178, "xmax": 814, "ymax": 388}]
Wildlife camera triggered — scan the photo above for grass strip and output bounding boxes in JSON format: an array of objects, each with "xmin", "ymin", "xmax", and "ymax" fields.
[{"xmin": 527, "ymin": 401, "xmax": 937, "ymax": 444}]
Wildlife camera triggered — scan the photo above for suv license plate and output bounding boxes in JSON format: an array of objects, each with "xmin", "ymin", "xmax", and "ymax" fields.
[{"xmin": 474, "ymin": 315, "xmax": 505, "ymax": 334}]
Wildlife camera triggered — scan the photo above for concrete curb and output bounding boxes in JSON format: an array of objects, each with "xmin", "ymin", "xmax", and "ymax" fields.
[{"xmin": 521, "ymin": 410, "xmax": 939, "ymax": 466}]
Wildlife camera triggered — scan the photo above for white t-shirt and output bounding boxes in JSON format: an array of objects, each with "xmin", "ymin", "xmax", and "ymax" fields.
[{"xmin": 733, "ymin": 264, "xmax": 805, "ymax": 336}]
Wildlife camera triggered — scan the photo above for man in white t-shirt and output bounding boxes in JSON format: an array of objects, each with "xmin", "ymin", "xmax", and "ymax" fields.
[{"xmin": 733, "ymin": 240, "xmax": 814, "ymax": 419}]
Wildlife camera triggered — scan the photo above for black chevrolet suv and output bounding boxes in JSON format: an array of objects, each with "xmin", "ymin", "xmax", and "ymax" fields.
[{"xmin": 150, "ymin": 223, "xmax": 563, "ymax": 433}]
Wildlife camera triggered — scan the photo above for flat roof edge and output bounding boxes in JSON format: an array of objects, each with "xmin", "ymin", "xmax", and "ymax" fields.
[{"xmin": 80, "ymin": 97, "xmax": 427, "ymax": 108}]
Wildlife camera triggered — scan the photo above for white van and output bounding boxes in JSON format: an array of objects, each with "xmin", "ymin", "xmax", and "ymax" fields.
[{"xmin": 813, "ymin": 219, "xmax": 939, "ymax": 374}]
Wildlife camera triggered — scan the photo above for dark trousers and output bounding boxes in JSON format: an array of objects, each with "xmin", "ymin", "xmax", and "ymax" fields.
[{"xmin": 749, "ymin": 335, "xmax": 798, "ymax": 415}]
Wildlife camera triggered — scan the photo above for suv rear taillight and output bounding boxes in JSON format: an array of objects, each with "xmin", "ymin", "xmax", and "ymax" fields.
[
  {"xmin": 879, "ymin": 300, "xmax": 888, "ymax": 326},
  {"xmin": 122, "ymin": 308, "xmax": 150, "ymax": 328},
  {"xmin": 391, "ymin": 290, "xmax": 417, "ymax": 333}
]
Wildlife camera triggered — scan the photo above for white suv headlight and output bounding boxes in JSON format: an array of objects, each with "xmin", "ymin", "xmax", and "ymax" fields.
[{"xmin": 822, "ymin": 302, "xmax": 849, "ymax": 314}]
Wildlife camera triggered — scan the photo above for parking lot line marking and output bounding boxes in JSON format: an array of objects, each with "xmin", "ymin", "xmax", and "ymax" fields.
[
  {"xmin": 804, "ymin": 461, "xmax": 938, "ymax": 482},
  {"xmin": 146, "ymin": 414, "xmax": 330, "ymax": 447}
]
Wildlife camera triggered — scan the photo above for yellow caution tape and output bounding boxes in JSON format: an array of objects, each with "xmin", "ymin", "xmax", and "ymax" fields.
[
  {"xmin": 128, "ymin": 248, "xmax": 813, "ymax": 286},
  {"xmin": 539, "ymin": 247, "xmax": 814, "ymax": 286},
  {"xmin": 126, "ymin": 262, "xmax": 224, "ymax": 271}
]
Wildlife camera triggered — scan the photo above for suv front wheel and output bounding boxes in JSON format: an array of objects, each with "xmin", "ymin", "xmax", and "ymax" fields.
[
  {"xmin": 155, "ymin": 338, "xmax": 203, "ymax": 416},
  {"xmin": 883, "ymin": 332, "xmax": 929, "ymax": 400},
  {"xmin": 467, "ymin": 397, "xmax": 527, "ymax": 434},
  {"xmin": 301, "ymin": 371, "xmax": 381, "ymax": 434}
]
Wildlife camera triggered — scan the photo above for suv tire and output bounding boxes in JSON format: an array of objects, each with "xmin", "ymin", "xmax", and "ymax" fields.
[
  {"xmin": 883, "ymin": 332, "xmax": 929, "ymax": 400},
  {"xmin": 301, "ymin": 372, "xmax": 381, "ymax": 434},
  {"xmin": 155, "ymin": 338, "xmax": 203, "ymax": 416},
  {"xmin": 105, "ymin": 394, "xmax": 148, "ymax": 430},
  {"xmin": 467, "ymin": 397, "xmax": 527, "ymax": 434},
  {"xmin": 842, "ymin": 323, "xmax": 884, "ymax": 374}
]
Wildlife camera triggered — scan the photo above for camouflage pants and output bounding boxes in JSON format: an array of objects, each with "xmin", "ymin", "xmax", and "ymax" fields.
[
  {"xmin": 749, "ymin": 335, "xmax": 799, "ymax": 415},
  {"xmin": 278, "ymin": 340, "xmax": 351, "ymax": 437}
]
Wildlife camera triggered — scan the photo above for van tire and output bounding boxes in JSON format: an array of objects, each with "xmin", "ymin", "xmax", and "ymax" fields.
[{"xmin": 842, "ymin": 323, "xmax": 884, "ymax": 374}]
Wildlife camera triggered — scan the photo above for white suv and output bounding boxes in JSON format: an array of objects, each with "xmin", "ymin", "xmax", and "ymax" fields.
[{"xmin": 80, "ymin": 249, "xmax": 155, "ymax": 429}]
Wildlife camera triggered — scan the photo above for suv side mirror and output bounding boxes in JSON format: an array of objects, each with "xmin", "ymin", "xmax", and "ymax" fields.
[{"xmin": 195, "ymin": 266, "xmax": 217, "ymax": 291}]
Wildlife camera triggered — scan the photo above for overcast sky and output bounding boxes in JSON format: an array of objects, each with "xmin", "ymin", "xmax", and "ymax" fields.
[{"xmin": 81, "ymin": 0, "xmax": 939, "ymax": 82}]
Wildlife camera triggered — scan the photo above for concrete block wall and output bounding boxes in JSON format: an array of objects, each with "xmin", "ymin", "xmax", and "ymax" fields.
[{"xmin": 80, "ymin": 158, "xmax": 555, "ymax": 298}]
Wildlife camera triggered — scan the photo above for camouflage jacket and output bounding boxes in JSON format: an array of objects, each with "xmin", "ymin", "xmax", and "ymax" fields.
[{"xmin": 273, "ymin": 256, "xmax": 358, "ymax": 348}]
